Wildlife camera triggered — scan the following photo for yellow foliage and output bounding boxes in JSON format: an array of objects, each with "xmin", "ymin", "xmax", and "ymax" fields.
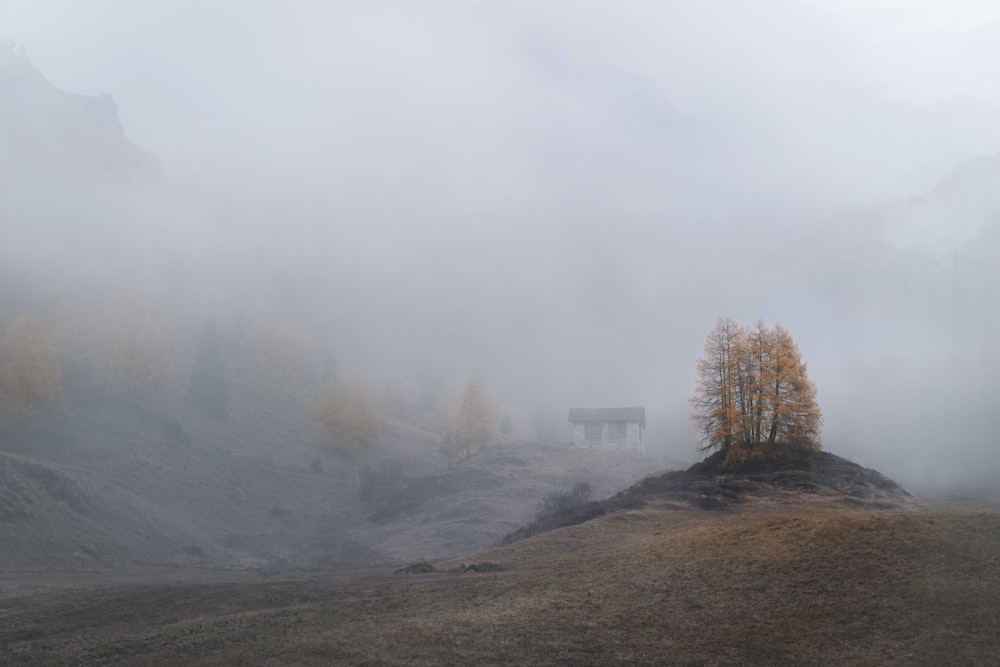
[
  {"xmin": 446, "ymin": 382, "xmax": 493, "ymax": 460},
  {"xmin": 691, "ymin": 319, "xmax": 821, "ymax": 461},
  {"xmin": 317, "ymin": 384, "xmax": 378, "ymax": 452},
  {"xmin": 1, "ymin": 314, "xmax": 62, "ymax": 416}
]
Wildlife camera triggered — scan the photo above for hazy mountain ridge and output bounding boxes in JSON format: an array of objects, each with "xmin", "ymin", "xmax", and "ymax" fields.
[
  {"xmin": 888, "ymin": 152, "xmax": 1000, "ymax": 259},
  {"xmin": 0, "ymin": 41, "xmax": 156, "ymax": 185}
]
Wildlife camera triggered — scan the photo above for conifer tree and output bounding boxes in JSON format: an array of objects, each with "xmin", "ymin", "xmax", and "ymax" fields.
[
  {"xmin": 690, "ymin": 319, "xmax": 821, "ymax": 463},
  {"xmin": 186, "ymin": 320, "xmax": 229, "ymax": 420}
]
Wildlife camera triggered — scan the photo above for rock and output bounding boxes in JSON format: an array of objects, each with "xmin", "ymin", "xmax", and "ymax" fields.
[
  {"xmin": 459, "ymin": 562, "xmax": 504, "ymax": 573},
  {"xmin": 396, "ymin": 561, "xmax": 435, "ymax": 574}
]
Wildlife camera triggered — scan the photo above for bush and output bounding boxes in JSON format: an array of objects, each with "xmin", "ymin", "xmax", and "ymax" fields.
[{"xmin": 536, "ymin": 481, "xmax": 593, "ymax": 519}]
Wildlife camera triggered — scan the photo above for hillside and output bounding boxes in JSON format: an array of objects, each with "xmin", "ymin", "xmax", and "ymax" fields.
[
  {"xmin": 3, "ymin": 497, "xmax": 998, "ymax": 665},
  {"xmin": 0, "ymin": 381, "xmax": 668, "ymax": 571}
]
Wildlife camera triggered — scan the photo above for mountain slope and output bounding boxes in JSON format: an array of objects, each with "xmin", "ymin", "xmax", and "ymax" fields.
[{"xmin": 0, "ymin": 42, "xmax": 156, "ymax": 184}]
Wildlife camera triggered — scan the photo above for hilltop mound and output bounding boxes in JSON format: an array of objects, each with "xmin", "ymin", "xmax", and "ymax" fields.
[
  {"xmin": 636, "ymin": 447, "xmax": 915, "ymax": 510},
  {"xmin": 502, "ymin": 447, "xmax": 914, "ymax": 544}
]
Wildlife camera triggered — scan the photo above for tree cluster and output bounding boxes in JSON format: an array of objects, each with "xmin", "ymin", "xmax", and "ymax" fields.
[{"xmin": 690, "ymin": 319, "xmax": 821, "ymax": 464}]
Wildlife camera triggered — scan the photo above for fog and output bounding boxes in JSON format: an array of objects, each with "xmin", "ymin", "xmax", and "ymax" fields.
[{"xmin": 3, "ymin": 1, "xmax": 1000, "ymax": 492}]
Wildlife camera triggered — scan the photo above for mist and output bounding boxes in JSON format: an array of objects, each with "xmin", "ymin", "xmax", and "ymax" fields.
[{"xmin": 3, "ymin": 0, "xmax": 1000, "ymax": 495}]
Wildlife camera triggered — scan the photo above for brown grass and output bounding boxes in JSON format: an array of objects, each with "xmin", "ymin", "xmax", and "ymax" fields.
[{"xmin": 3, "ymin": 501, "xmax": 999, "ymax": 665}]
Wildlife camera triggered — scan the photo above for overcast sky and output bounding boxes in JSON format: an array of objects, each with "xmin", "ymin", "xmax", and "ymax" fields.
[
  {"xmin": 3, "ymin": 1, "xmax": 1000, "ymax": 489},
  {"xmin": 4, "ymin": 1, "xmax": 999, "ymax": 196}
]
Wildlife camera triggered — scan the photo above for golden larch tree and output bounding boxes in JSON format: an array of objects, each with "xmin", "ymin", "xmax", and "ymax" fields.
[
  {"xmin": 1, "ymin": 314, "xmax": 62, "ymax": 416},
  {"xmin": 690, "ymin": 318, "xmax": 743, "ymax": 456},
  {"xmin": 690, "ymin": 319, "xmax": 821, "ymax": 464},
  {"xmin": 446, "ymin": 382, "xmax": 493, "ymax": 460},
  {"xmin": 317, "ymin": 383, "xmax": 378, "ymax": 453}
]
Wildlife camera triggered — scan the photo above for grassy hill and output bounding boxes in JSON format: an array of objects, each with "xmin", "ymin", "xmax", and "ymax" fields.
[{"xmin": 2, "ymin": 498, "xmax": 998, "ymax": 665}]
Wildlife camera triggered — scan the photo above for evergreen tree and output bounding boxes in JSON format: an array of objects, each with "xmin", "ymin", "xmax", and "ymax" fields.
[{"xmin": 186, "ymin": 320, "xmax": 228, "ymax": 421}]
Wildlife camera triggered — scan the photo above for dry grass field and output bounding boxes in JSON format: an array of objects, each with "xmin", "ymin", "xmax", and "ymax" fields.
[{"xmin": 3, "ymin": 499, "xmax": 999, "ymax": 665}]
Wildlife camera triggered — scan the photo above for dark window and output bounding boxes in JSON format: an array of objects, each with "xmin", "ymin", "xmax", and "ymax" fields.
[
  {"xmin": 608, "ymin": 421, "xmax": 627, "ymax": 439},
  {"xmin": 584, "ymin": 422, "xmax": 602, "ymax": 439}
]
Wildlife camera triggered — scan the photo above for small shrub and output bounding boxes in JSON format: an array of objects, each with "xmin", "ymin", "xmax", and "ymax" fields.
[
  {"xmin": 536, "ymin": 481, "xmax": 593, "ymax": 519},
  {"xmin": 499, "ymin": 481, "xmax": 600, "ymax": 546}
]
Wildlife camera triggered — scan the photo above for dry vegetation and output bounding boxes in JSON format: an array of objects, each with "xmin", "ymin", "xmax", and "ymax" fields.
[{"xmin": 3, "ymin": 500, "xmax": 998, "ymax": 665}]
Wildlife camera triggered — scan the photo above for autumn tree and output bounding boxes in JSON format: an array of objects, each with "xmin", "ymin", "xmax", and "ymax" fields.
[
  {"xmin": 1, "ymin": 314, "xmax": 62, "ymax": 416},
  {"xmin": 446, "ymin": 382, "xmax": 493, "ymax": 460},
  {"xmin": 317, "ymin": 383, "xmax": 378, "ymax": 453},
  {"xmin": 690, "ymin": 319, "xmax": 821, "ymax": 464}
]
